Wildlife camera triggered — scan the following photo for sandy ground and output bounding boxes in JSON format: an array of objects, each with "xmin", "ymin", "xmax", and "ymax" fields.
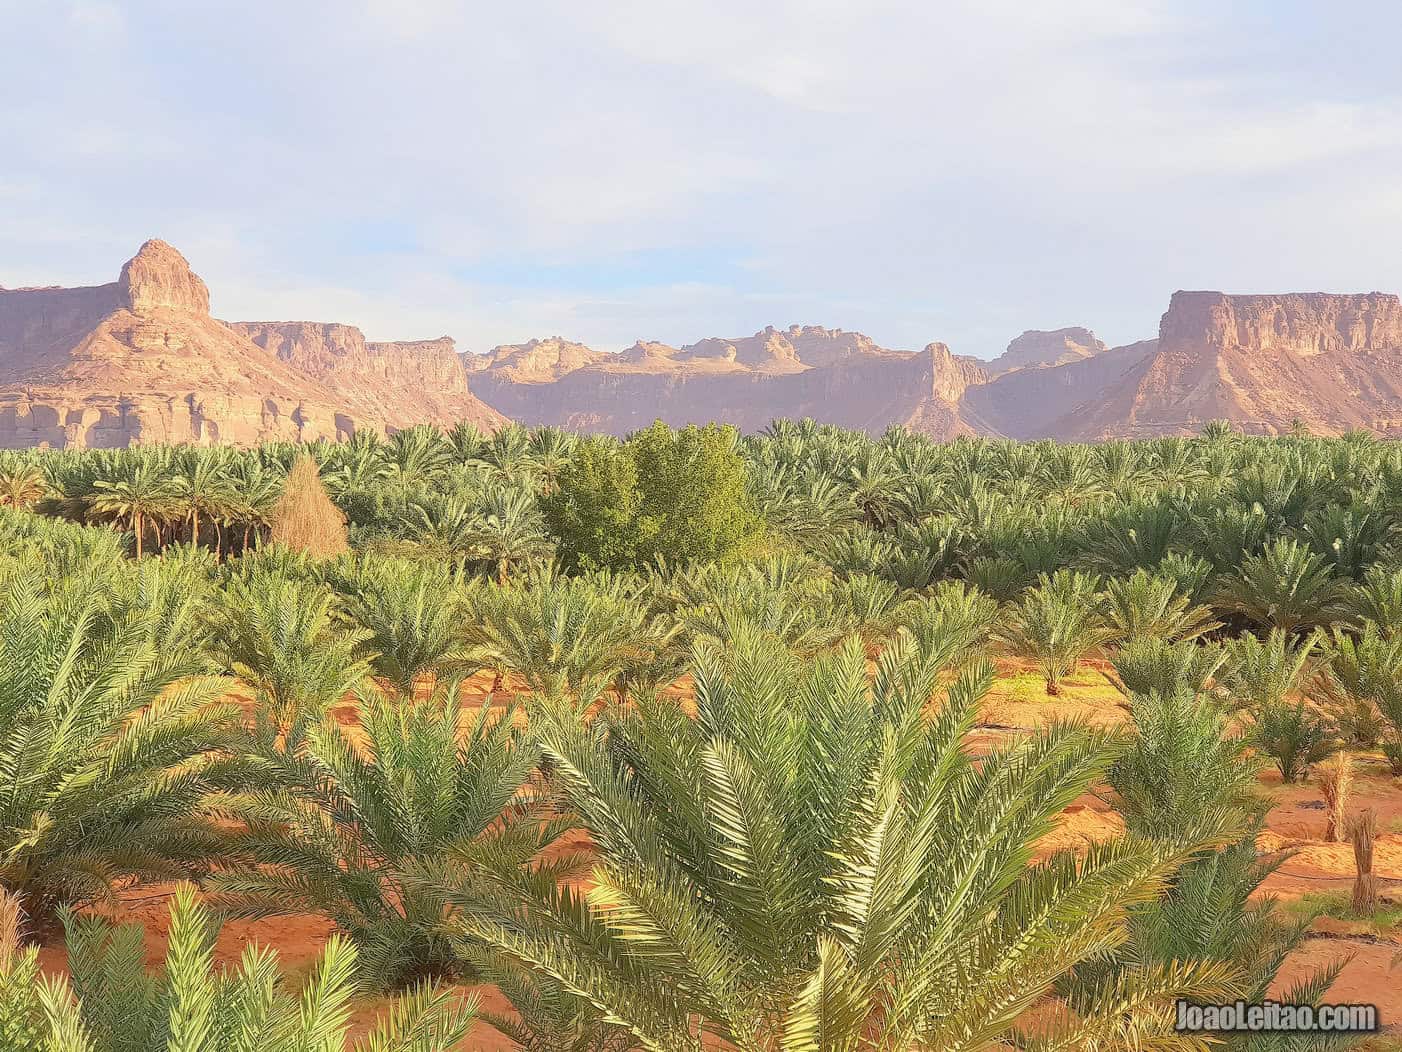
[{"xmin": 34, "ymin": 657, "xmax": 1402, "ymax": 1047}]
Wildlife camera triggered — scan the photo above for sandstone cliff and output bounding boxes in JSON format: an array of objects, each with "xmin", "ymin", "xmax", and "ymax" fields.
[
  {"xmin": 466, "ymin": 326, "xmax": 988, "ymax": 438},
  {"xmin": 1060, "ymin": 292, "xmax": 1402, "ymax": 438},
  {"xmin": 0, "ymin": 241, "xmax": 503, "ymax": 448},
  {"xmin": 987, "ymin": 327, "xmax": 1107, "ymax": 375}
]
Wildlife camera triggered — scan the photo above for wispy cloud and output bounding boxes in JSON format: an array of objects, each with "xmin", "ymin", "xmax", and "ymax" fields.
[{"xmin": 4, "ymin": 0, "xmax": 1402, "ymax": 358}]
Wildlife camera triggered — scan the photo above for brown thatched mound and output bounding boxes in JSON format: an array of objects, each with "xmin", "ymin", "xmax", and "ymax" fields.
[{"xmin": 269, "ymin": 454, "xmax": 349, "ymax": 558}]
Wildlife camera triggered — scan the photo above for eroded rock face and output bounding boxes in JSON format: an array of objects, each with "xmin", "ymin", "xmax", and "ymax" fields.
[
  {"xmin": 118, "ymin": 239, "xmax": 211, "ymax": 315},
  {"xmin": 989, "ymin": 327, "xmax": 1107, "ymax": 374},
  {"xmin": 467, "ymin": 327, "xmax": 989, "ymax": 439},
  {"xmin": 0, "ymin": 243, "xmax": 504, "ymax": 448},
  {"xmin": 1158, "ymin": 291, "xmax": 1402, "ymax": 358}
]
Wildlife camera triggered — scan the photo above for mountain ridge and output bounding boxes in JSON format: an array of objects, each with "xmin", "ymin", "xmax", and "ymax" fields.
[{"xmin": 7, "ymin": 241, "xmax": 1402, "ymax": 446}]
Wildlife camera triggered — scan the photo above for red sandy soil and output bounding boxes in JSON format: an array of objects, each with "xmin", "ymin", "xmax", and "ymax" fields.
[{"xmin": 35, "ymin": 657, "xmax": 1402, "ymax": 1046}]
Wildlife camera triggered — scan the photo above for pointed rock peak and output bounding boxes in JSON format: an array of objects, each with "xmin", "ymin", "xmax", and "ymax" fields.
[{"xmin": 118, "ymin": 239, "xmax": 210, "ymax": 315}]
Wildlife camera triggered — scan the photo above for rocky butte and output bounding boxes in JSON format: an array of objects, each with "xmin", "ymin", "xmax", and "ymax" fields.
[{"xmin": 0, "ymin": 241, "xmax": 503, "ymax": 447}]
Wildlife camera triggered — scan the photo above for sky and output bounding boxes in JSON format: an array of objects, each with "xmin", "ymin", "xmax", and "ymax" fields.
[{"xmin": 5, "ymin": 1, "xmax": 1402, "ymax": 360}]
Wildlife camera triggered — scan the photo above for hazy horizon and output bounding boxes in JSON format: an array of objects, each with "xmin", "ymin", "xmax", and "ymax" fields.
[{"xmin": 6, "ymin": 1, "xmax": 1402, "ymax": 360}]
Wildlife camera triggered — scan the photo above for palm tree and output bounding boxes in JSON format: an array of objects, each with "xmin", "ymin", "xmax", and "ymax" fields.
[
  {"xmin": 1215, "ymin": 538, "xmax": 1347, "ymax": 634},
  {"xmin": 1103, "ymin": 568, "xmax": 1220, "ymax": 642},
  {"xmin": 206, "ymin": 569, "xmax": 371, "ymax": 738},
  {"xmin": 996, "ymin": 569, "xmax": 1115, "ymax": 694},
  {"xmin": 471, "ymin": 487, "xmax": 554, "ymax": 584},
  {"xmin": 0, "ymin": 460, "xmax": 48, "ymax": 510},
  {"xmin": 1313, "ymin": 624, "xmax": 1402, "ymax": 752},
  {"xmin": 1107, "ymin": 687, "xmax": 1261, "ymax": 843},
  {"xmin": 1219, "ymin": 630, "xmax": 1337, "ymax": 783},
  {"xmin": 450, "ymin": 629, "xmax": 1223, "ymax": 1051},
  {"xmin": 1341, "ymin": 563, "xmax": 1402, "ymax": 636},
  {"xmin": 88, "ymin": 456, "xmax": 181, "ymax": 557},
  {"xmin": 335, "ymin": 558, "xmax": 480, "ymax": 697},
  {"xmin": 172, "ymin": 446, "xmax": 238, "ymax": 551},
  {"xmin": 211, "ymin": 688, "xmax": 566, "ymax": 991},
  {"xmin": 1110, "ymin": 637, "xmax": 1225, "ymax": 698},
  {"xmin": 0, "ymin": 886, "xmax": 476, "ymax": 1050},
  {"xmin": 466, "ymin": 575, "xmax": 650, "ymax": 697},
  {"xmin": 0, "ymin": 568, "xmax": 241, "ymax": 939}
]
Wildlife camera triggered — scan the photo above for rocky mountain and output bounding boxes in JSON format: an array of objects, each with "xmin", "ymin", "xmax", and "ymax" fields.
[
  {"xmin": 0, "ymin": 241, "xmax": 503, "ymax": 447},
  {"xmin": 986, "ymin": 327, "xmax": 1108, "ymax": 375},
  {"xmin": 7, "ymin": 242, "xmax": 1402, "ymax": 446},
  {"xmin": 465, "ymin": 293, "xmax": 1402, "ymax": 440},
  {"xmin": 467, "ymin": 325, "xmax": 990, "ymax": 437}
]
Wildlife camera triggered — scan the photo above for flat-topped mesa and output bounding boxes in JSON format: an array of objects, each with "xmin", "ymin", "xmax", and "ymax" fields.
[
  {"xmin": 1160, "ymin": 291, "xmax": 1402, "ymax": 358},
  {"xmin": 366, "ymin": 336, "xmax": 467, "ymax": 390},
  {"xmin": 990, "ymin": 327, "xmax": 1107, "ymax": 374},
  {"xmin": 229, "ymin": 321, "xmax": 369, "ymax": 374},
  {"xmin": 118, "ymin": 239, "xmax": 210, "ymax": 315},
  {"xmin": 230, "ymin": 321, "xmax": 488, "ymax": 402},
  {"xmin": 469, "ymin": 337, "xmax": 608, "ymax": 382}
]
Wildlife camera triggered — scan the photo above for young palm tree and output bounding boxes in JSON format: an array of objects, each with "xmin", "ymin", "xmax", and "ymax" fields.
[
  {"xmin": 334, "ymin": 558, "xmax": 479, "ymax": 696},
  {"xmin": 1215, "ymin": 538, "xmax": 1347, "ymax": 634},
  {"xmin": 1341, "ymin": 563, "xmax": 1402, "ymax": 636},
  {"xmin": 1218, "ymin": 629, "xmax": 1316, "ymax": 711},
  {"xmin": 0, "ymin": 568, "xmax": 241, "ymax": 939},
  {"xmin": 206, "ymin": 569, "xmax": 371, "ymax": 737},
  {"xmin": 996, "ymin": 569, "xmax": 1115, "ymax": 694},
  {"xmin": 1110, "ymin": 637, "xmax": 1226, "ymax": 698},
  {"xmin": 211, "ymin": 688, "xmax": 567, "ymax": 991},
  {"xmin": 1103, "ymin": 569, "xmax": 1220, "ymax": 642},
  {"xmin": 466, "ymin": 575, "xmax": 650, "ymax": 697},
  {"xmin": 449, "ymin": 628, "xmax": 1224, "ymax": 1051},
  {"xmin": 1108, "ymin": 687, "xmax": 1261, "ymax": 843},
  {"xmin": 1218, "ymin": 631, "xmax": 1337, "ymax": 783},
  {"xmin": 0, "ymin": 886, "xmax": 476, "ymax": 1051},
  {"xmin": 1313, "ymin": 624, "xmax": 1402, "ymax": 752}
]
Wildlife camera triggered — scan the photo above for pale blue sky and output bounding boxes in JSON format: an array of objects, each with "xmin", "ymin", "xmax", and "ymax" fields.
[{"xmin": 5, "ymin": 1, "xmax": 1402, "ymax": 359}]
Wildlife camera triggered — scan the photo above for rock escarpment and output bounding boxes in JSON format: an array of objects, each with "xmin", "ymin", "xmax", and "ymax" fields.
[
  {"xmin": 467, "ymin": 326, "xmax": 990, "ymax": 438},
  {"xmin": 987, "ymin": 327, "xmax": 1107, "ymax": 375},
  {"xmin": 1060, "ymin": 292, "xmax": 1402, "ymax": 438},
  {"xmin": 0, "ymin": 241, "xmax": 503, "ymax": 447}
]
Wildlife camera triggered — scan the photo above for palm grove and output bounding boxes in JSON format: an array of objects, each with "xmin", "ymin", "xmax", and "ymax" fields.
[{"xmin": 0, "ymin": 416, "xmax": 1397, "ymax": 1050}]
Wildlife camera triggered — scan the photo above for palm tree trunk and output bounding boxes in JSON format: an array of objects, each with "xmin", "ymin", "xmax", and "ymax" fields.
[
  {"xmin": 498, "ymin": 556, "xmax": 509, "ymax": 586},
  {"xmin": 214, "ymin": 521, "xmax": 223, "ymax": 559},
  {"xmin": 134, "ymin": 511, "xmax": 143, "ymax": 559},
  {"xmin": 192, "ymin": 508, "xmax": 200, "ymax": 546}
]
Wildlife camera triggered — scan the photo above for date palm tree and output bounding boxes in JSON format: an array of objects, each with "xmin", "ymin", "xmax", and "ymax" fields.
[
  {"xmin": 88, "ymin": 457, "xmax": 181, "ymax": 557},
  {"xmin": 466, "ymin": 575, "xmax": 650, "ymax": 697},
  {"xmin": 1103, "ymin": 568, "xmax": 1220, "ymax": 642},
  {"xmin": 0, "ymin": 459, "xmax": 48, "ymax": 510},
  {"xmin": 211, "ymin": 688, "xmax": 567, "ymax": 991},
  {"xmin": 206, "ymin": 568, "xmax": 372, "ymax": 738},
  {"xmin": 996, "ymin": 569, "xmax": 1115, "ymax": 694},
  {"xmin": 471, "ymin": 487, "xmax": 554, "ymax": 585},
  {"xmin": 1215, "ymin": 538, "xmax": 1347, "ymax": 635},
  {"xmin": 333, "ymin": 558, "xmax": 479, "ymax": 697},
  {"xmin": 0, "ymin": 567, "xmax": 241, "ymax": 939},
  {"xmin": 449, "ymin": 627, "xmax": 1224, "ymax": 1051},
  {"xmin": 0, "ymin": 886, "xmax": 477, "ymax": 1051}
]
